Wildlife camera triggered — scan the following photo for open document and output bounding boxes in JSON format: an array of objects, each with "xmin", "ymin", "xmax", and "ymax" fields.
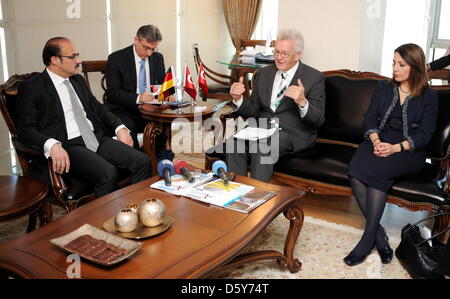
[
  {"xmin": 233, "ymin": 127, "xmax": 278, "ymax": 141},
  {"xmin": 150, "ymin": 172, "xmax": 215, "ymax": 196}
]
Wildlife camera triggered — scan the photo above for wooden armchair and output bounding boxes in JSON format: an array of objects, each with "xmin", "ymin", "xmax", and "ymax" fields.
[
  {"xmin": 81, "ymin": 60, "xmax": 108, "ymax": 102},
  {"xmin": 192, "ymin": 44, "xmax": 234, "ymax": 102},
  {"xmin": 0, "ymin": 73, "xmax": 130, "ymax": 213},
  {"xmin": 429, "ymin": 69, "xmax": 450, "ymax": 85}
]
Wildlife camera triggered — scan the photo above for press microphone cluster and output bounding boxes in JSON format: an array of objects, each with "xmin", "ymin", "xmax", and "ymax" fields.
[
  {"xmin": 212, "ymin": 160, "xmax": 229, "ymax": 186},
  {"xmin": 173, "ymin": 159, "xmax": 195, "ymax": 183},
  {"xmin": 157, "ymin": 159, "xmax": 175, "ymax": 186}
]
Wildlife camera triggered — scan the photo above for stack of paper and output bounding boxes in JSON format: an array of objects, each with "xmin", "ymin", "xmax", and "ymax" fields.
[{"xmin": 240, "ymin": 45, "xmax": 275, "ymax": 65}]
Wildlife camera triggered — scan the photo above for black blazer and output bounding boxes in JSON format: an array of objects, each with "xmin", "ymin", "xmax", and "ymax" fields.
[
  {"xmin": 363, "ymin": 80, "xmax": 439, "ymax": 151},
  {"xmin": 105, "ymin": 45, "xmax": 165, "ymax": 114},
  {"xmin": 16, "ymin": 70, "xmax": 123, "ymax": 153},
  {"xmin": 430, "ymin": 54, "xmax": 450, "ymax": 81},
  {"xmin": 236, "ymin": 62, "xmax": 326, "ymax": 153}
]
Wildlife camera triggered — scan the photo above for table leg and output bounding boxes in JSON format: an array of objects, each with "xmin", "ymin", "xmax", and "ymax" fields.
[
  {"xmin": 279, "ymin": 204, "xmax": 304, "ymax": 272},
  {"xmin": 143, "ymin": 121, "xmax": 163, "ymax": 176},
  {"xmin": 209, "ymin": 202, "xmax": 304, "ymax": 276}
]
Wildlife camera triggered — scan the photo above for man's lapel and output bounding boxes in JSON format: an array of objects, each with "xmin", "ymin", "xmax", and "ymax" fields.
[
  {"xmin": 42, "ymin": 70, "xmax": 68, "ymax": 136},
  {"xmin": 262, "ymin": 66, "xmax": 277, "ymax": 109},
  {"xmin": 127, "ymin": 45, "xmax": 138, "ymax": 90}
]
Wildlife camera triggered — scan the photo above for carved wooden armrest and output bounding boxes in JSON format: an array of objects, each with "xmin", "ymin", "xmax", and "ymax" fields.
[{"xmin": 47, "ymin": 158, "xmax": 67, "ymax": 201}]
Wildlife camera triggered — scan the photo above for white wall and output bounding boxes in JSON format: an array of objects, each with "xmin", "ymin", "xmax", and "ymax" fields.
[
  {"xmin": 278, "ymin": 0, "xmax": 363, "ymax": 71},
  {"xmin": 180, "ymin": 0, "xmax": 234, "ymax": 78}
]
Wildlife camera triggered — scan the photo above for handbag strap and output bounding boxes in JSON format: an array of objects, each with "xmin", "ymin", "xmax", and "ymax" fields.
[
  {"xmin": 417, "ymin": 225, "xmax": 450, "ymax": 247},
  {"xmin": 402, "ymin": 212, "xmax": 450, "ymax": 247}
]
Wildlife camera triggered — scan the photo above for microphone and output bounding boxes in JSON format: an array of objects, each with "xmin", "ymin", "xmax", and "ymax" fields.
[
  {"xmin": 173, "ymin": 159, "xmax": 195, "ymax": 183},
  {"xmin": 212, "ymin": 160, "xmax": 229, "ymax": 186},
  {"xmin": 157, "ymin": 159, "xmax": 175, "ymax": 186}
]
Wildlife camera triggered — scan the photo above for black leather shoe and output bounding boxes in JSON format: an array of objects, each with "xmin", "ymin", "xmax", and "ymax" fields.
[
  {"xmin": 343, "ymin": 251, "xmax": 370, "ymax": 267},
  {"xmin": 377, "ymin": 245, "xmax": 393, "ymax": 264}
]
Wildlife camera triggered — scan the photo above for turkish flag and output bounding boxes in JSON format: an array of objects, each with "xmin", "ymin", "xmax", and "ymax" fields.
[
  {"xmin": 183, "ymin": 64, "xmax": 197, "ymax": 100},
  {"xmin": 198, "ymin": 63, "xmax": 208, "ymax": 97}
]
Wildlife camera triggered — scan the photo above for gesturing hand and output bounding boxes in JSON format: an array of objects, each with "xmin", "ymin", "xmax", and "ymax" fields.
[
  {"xmin": 284, "ymin": 79, "xmax": 307, "ymax": 107},
  {"xmin": 50, "ymin": 143, "xmax": 70, "ymax": 174},
  {"xmin": 230, "ymin": 76, "xmax": 246, "ymax": 101},
  {"xmin": 117, "ymin": 128, "xmax": 134, "ymax": 147}
]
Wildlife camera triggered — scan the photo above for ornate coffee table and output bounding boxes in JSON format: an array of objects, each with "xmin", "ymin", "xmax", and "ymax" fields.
[{"xmin": 0, "ymin": 175, "xmax": 304, "ymax": 278}]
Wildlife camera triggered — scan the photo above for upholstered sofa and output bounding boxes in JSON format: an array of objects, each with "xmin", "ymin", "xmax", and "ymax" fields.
[{"xmin": 205, "ymin": 69, "xmax": 450, "ymax": 233}]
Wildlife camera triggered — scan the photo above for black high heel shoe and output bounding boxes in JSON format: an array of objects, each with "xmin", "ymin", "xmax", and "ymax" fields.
[
  {"xmin": 343, "ymin": 251, "xmax": 371, "ymax": 266},
  {"xmin": 376, "ymin": 230, "xmax": 393, "ymax": 264},
  {"xmin": 377, "ymin": 245, "xmax": 393, "ymax": 264},
  {"xmin": 343, "ymin": 244, "xmax": 375, "ymax": 267}
]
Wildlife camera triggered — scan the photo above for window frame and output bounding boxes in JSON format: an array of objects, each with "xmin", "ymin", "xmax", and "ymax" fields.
[{"xmin": 430, "ymin": 0, "xmax": 450, "ymax": 50}]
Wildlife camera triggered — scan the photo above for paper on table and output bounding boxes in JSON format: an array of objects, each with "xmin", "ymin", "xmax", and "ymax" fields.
[{"xmin": 233, "ymin": 127, "xmax": 277, "ymax": 141}]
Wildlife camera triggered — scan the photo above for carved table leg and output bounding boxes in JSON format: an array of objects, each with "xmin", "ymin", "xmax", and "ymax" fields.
[
  {"xmin": 279, "ymin": 204, "xmax": 304, "ymax": 272},
  {"xmin": 143, "ymin": 122, "xmax": 163, "ymax": 176},
  {"xmin": 210, "ymin": 202, "xmax": 305, "ymax": 275}
]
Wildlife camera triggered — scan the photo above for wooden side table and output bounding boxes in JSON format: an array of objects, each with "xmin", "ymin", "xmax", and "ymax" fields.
[{"xmin": 0, "ymin": 175, "xmax": 52, "ymax": 233}]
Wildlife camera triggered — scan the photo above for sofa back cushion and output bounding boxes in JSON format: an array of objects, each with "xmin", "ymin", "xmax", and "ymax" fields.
[
  {"xmin": 318, "ymin": 75, "xmax": 383, "ymax": 144},
  {"xmin": 427, "ymin": 88, "xmax": 450, "ymax": 159}
]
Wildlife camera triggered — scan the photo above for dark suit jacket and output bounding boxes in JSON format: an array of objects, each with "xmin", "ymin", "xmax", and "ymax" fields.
[
  {"xmin": 105, "ymin": 45, "xmax": 165, "ymax": 115},
  {"xmin": 363, "ymin": 80, "xmax": 439, "ymax": 151},
  {"xmin": 236, "ymin": 62, "xmax": 325, "ymax": 153},
  {"xmin": 430, "ymin": 54, "xmax": 450, "ymax": 81},
  {"xmin": 16, "ymin": 70, "xmax": 123, "ymax": 153}
]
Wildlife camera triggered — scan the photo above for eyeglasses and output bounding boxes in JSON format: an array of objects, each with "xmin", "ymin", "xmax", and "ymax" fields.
[
  {"xmin": 139, "ymin": 40, "xmax": 158, "ymax": 52},
  {"xmin": 272, "ymin": 49, "xmax": 292, "ymax": 58},
  {"xmin": 58, "ymin": 53, "xmax": 80, "ymax": 60}
]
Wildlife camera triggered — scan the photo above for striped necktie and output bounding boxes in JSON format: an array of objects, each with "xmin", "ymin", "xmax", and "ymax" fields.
[
  {"xmin": 63, "ymin": 80, "xmax": 99, "ymax": 152},
  {"xmin": 274, "ymin": 72, "xmax": 287, "ymax": 109}
]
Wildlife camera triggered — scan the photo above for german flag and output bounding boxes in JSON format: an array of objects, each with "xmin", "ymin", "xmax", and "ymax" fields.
[{"xmin": 158, "ymin": 67, "xmax": 176, "ymax": 101}]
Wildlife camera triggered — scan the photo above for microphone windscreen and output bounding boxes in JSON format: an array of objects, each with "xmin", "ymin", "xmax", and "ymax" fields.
[
  {"xmin": 173, "ymin": 159, "xmax": 190, "ymax": 174},
  {"xmin": 157, "ymin": 159, "xmax": 175, "ymax": 177},
  {"xmin": 212, "ymin": 160, "xmax": 227, "ymax": 175}
]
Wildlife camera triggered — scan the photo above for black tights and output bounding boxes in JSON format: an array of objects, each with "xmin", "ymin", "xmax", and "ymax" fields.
[{"xmin": 349, "ymin": 177, "xmax": 389, "ymax": 255}]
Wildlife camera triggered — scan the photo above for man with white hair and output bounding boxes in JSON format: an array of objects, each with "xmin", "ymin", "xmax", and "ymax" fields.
[{"xmin": 226, "ymin": 29, "xmax": 325, "ymax": 182}]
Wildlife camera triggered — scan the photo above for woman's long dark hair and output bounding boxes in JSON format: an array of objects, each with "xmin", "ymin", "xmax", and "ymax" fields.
[{"xmin": 389, "ymin": 43, "xmax": 429, "ymax": 97}]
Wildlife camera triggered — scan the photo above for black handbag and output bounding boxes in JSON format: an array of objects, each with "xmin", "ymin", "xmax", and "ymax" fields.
[{"xmin": 395, "ymin": 212, "xmax": 450, "ymax": 279}]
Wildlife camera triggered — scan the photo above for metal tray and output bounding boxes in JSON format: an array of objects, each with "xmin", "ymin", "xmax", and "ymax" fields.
[{"xmin": 103, "ymin": 215, "xmax": 173, "ymax": 240}]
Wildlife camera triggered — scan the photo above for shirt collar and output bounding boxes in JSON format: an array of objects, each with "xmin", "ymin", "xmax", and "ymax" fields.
[
  {"xmin": 133, "ymin": 45, "xmax": 147, "ymax": 65},
  {"xmin": 278, "ymin": 61, "xmax": 299, "ymax": 79},
  {"xmin": 46, "ymin": 68, "xmax": 69, "ymax": 87}
]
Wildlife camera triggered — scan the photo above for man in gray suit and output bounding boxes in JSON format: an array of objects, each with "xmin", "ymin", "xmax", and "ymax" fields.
[{"xmin": 226, "ymin": 29, "xmax": 325, "ymax": 182}]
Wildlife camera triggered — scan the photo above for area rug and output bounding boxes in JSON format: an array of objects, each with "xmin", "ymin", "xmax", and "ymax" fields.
[{"xmin": 208, "ymin": 215, "xmax": 411, "ymax": 279}]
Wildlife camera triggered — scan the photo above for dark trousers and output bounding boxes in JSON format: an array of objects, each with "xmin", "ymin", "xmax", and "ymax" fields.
[
  {"xmin": 63, "ymin": 136, "xmax": 151, "ymax": 197},
  {"xmin": 225, "ymin": 130, "xmax": 293, "ymax": 183}
]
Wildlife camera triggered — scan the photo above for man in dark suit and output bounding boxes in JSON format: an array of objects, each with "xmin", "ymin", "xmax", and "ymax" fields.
[
  {"xmin": 226, "ymin": 29, "xmax": 325, "ymax": 182},
  {"xmin": 105, "ymin": 25, "xmax": 172, "ymax": 159},
  {"xmin": 16, "ymin": 37, "xmax": 151, "ymax": 198}
]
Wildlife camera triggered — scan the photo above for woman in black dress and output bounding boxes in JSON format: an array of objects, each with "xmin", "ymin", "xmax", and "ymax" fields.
[{"xmin": 345, "ymin": 44, "xmax": 439, "ymax": 266}]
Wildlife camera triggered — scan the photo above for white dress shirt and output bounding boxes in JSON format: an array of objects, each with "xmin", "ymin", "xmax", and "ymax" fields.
[
  {"xmin": 234, "ymin": 61, "xmax": 309, "ymax": 117},
  {"xmin": 43, "ymin": 68, "xmax": 125, "ymax": 158},
  {"xmin": 134, "ymin": 45, "xmax": 150, "ymax": 103}
]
